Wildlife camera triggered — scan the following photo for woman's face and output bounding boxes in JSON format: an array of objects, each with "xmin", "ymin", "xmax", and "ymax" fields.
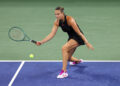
[{"xmin": 54, "ymin": 10, "xmax": 63, "ymax": 20}]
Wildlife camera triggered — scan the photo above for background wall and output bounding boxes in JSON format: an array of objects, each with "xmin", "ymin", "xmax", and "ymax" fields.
[{"xmin": 0, "ymin": 0, "xmax": 120, "ymax": 60}]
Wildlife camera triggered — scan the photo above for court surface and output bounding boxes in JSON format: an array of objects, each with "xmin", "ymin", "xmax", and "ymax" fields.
[{"xmin": 0, "ymin": 61, "xmax": 120, "ymax": 86}]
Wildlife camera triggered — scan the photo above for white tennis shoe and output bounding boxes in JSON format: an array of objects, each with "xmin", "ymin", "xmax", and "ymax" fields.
[
  {"xmin": 57, "ymin": 70, "xmax": 68, "ymax": 78},
  {"xmin": 69, "ymin": 59, "xmax": 83, "ymax": 65}
]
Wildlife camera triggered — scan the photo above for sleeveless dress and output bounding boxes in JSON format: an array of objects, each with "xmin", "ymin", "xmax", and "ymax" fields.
[{"xmin": 59, "ymin": 15, "xmax": 85, "ymax": 45}]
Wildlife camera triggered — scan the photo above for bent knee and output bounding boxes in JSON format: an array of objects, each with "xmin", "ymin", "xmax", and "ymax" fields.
[{"xmin": 62, "ymin": 45, "xmax": 69, "ymax": 52}]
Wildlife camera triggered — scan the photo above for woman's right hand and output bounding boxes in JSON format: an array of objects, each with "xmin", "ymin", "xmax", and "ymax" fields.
[{"xmin": 36, "ymin": 41, "xmax": 41, "ymax": 46}]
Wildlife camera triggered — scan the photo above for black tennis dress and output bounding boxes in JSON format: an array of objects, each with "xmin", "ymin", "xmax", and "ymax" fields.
[{"xmin": 59, "ymin": 15, "xmax": 85, "ymax": 45}]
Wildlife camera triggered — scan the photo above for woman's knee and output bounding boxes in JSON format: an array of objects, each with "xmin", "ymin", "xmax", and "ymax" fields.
[{"xmin": 62, "ymin": 45, "xmax": 69, "ymax": 52}]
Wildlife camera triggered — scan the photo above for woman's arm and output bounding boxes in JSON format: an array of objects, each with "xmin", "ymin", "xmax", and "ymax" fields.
[
  {"xmin": 67, "ymin": 16, "xmax": 94, "ymax": 50},
  {"xmin": 36, "ymin": 20, "xmax": 59, "ymax": 45}
]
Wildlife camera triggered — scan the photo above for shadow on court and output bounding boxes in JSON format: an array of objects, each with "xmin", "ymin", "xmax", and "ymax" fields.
[{"xmin": 0, "ymin": 62, "xmax": 120, "ymax": 86}]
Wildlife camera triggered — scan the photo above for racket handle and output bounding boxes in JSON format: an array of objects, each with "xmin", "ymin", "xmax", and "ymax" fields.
[{"xmin": 31, "ymin": 40, "xmax": 37, "ymax": 44}]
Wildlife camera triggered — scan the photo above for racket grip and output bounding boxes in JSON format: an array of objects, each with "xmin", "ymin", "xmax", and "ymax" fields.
[{"xmin": 31, "ymin": 40, "xmax": 37, "ymax": 44}]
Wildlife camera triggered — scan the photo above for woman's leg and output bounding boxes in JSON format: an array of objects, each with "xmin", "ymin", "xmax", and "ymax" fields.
[
  {"xmin": 68, "ymin": 48, "xmax": 80, "ymax": 62},
  {"xmin": 57, "ymin": 39, "xmax": 80, "ymax": 78},
  {"xmin": 62, "ymin": 39, "xmax": 79, "ymax": 71}
]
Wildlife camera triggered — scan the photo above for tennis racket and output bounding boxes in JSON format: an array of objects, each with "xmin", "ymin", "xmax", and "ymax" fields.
[{"xmin": 8, "ymin": 26, "xmax": 37, "ymax": 44}]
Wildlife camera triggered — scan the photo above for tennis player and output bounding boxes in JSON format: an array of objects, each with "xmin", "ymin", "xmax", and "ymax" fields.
[{"xmin": 36, "ymin": 6, "xmax": 94, "ymax": 78}]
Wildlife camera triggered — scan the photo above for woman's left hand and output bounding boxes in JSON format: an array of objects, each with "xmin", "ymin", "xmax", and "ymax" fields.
[{"xmin": 85, "ymin": 42, "xmax": 94, "ymax": 50}]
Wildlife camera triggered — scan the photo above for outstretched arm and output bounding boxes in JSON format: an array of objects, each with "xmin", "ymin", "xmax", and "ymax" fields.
[{"xmin": 36, "ymin": 20, "xmax": 59, "ymax": 45}]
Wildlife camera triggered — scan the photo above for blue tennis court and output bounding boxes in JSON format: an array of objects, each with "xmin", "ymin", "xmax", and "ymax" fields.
[{"xmin": 0, "ymin": 61, "xmax": 120, "ymax": 86}]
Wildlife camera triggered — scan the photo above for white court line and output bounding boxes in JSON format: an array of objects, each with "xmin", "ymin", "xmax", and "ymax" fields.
[
  {"xmin": 8, "ymin": 61, "xmax": 25, "ymax": 86},
  {"xmin": 0, "ymin": 60, "xmax": 120, "ymax": 62}
]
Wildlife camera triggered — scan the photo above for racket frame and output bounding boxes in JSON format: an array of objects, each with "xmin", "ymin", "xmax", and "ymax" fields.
[{"xmin": 8, "ymin": 26, "xmax": 36, "ymax": 44}]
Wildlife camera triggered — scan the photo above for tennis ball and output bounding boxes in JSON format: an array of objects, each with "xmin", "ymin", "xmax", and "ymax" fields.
[{"xmin": 29, "ymin": 54, "xmax": 34, "ymax": 58}]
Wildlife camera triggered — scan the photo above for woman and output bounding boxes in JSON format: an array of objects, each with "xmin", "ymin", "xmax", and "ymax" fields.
[{"xmin": 36, "ymin": 6, "xmax": 94, "ymax": 78}]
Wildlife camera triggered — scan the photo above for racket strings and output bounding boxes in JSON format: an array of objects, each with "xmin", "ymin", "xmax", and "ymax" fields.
[{"xmin": 9, "ymin": 28, "xmax": 25, "ymax": 41}]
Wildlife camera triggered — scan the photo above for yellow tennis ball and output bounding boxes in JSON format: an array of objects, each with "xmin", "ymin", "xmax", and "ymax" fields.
[{"xmin": 29, "ymin": 54, "xmax": 34, "ymax": 58}]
